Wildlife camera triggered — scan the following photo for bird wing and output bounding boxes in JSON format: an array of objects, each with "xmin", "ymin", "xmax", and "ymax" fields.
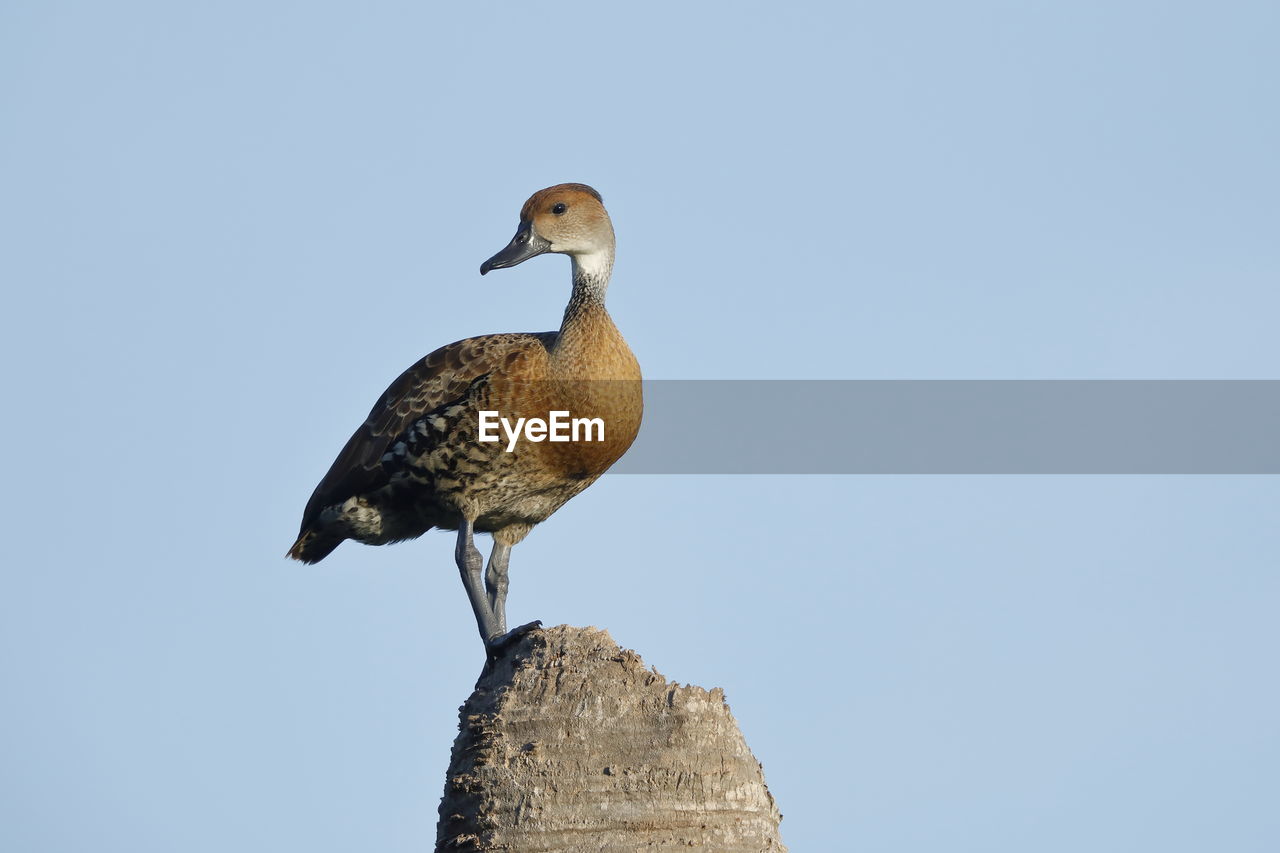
[{"xmin": 295, "ymin": 331, "xmax": 557, "ymax": 535}]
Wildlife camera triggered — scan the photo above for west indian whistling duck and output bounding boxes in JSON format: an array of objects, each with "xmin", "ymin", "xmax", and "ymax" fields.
[{"xmin": 288, "ymin": 184, "xmax": 642, "ymax": 651}]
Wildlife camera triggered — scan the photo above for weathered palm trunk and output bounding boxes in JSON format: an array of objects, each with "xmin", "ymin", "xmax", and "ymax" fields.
[{"xmin": 436, "ymin": 625, "xmax": 787, "ymax": 851}]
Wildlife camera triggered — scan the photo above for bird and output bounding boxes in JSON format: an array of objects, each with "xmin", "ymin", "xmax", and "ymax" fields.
[{"xmin": 288, "ymin": 183, "xmax": 642, "ymax": 652}]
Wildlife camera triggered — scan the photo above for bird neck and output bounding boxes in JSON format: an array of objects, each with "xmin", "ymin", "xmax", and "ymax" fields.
[
  {"xmin": 559, "ymin": 250, "xmax": 613, "ymax": 332},
  {"xmin": 552, "ymin": 248, "xmax": 632, "ymax": 379},
  {"xmin": 568, "ymin": 251, "xmax": 613, "ymax": 304}
]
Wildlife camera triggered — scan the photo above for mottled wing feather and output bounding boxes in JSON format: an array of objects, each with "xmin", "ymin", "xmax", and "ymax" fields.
[{"xmin": 296, "ymin": 332, "xmax": 557, "ymax": 535}]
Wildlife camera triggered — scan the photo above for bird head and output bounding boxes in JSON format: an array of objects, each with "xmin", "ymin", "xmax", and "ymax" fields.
[{"xmin": 480, "ymin": 184, "xmax": 614, "ymax": 275}]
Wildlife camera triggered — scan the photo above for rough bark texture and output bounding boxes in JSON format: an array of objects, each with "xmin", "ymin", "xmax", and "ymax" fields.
[{"xmin": 436, "ymin": 625, "xmax": 787, "ymax": 851}]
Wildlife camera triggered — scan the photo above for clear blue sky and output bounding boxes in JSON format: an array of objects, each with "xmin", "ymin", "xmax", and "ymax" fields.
[{"xmin": 2, "ymin": 2, "xmax": 1278, "ymax": 851}]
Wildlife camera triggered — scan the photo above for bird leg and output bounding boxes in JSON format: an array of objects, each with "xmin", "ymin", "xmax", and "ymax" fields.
[
  {"xmin": 484, "ymin": 540, "xmax": 511, "ymax": 636},
  {"xmin": 455, "ymin": 520, "xmax": 502, "ymax": 644},
  {"xmin": 480, "ymin": 542, "xmax": 541, "ymax": 654}
]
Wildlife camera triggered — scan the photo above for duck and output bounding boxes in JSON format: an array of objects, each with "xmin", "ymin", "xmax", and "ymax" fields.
[{"xmin": 288, "ymin": 183, "xmax": 642, "ymax": 651}]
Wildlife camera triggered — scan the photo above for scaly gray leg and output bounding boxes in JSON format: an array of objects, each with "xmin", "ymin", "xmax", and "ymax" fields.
[
  {"xmin": 484, "ymin": 541, "xmax": 511, "ymax": 636},
  {"xmin": 455, "ymin": 520, "xmax": 501, "ymax": 644}
]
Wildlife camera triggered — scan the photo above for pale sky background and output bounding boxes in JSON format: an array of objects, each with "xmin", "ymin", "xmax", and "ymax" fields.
[{"xmin": 2, "ymin": 2, "xmax": 1278, "ymax": 851}]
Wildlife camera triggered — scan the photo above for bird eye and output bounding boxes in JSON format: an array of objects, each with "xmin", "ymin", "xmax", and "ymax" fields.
[{"xmin": 552, "ymin": 202, "xmax": 567, "ymax": 215}]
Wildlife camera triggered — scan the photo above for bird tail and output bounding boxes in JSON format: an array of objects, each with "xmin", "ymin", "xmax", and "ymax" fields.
[{"xmin": 287, "ymin": 529, "xmax": 342, "ymax": 564}]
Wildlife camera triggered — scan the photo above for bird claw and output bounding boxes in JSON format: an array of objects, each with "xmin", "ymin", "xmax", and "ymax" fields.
[{"xmin": 485, "ymin": 620, "xmax": 543, "ymax": 657}]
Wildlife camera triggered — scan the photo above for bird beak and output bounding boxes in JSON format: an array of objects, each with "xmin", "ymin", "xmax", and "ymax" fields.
[{"xmin": 480, "ymin": 221, "xmax": 552, "ymax": 275}]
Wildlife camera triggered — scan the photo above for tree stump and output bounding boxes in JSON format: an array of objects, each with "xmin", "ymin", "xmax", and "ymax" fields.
[{"xmin": 436, "ymin": 625, "xmax": 787, "ymax": 851}]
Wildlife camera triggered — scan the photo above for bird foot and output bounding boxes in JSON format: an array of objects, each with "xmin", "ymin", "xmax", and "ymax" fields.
[{"xmin": 485, "ymin": 620, "xmax": 543, "ymax": 658}]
